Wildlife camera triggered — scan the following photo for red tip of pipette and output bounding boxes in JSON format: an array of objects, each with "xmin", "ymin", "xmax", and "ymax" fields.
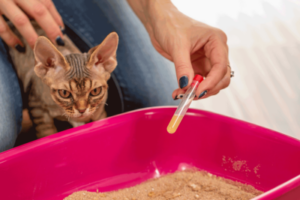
[{"xmin": 193, "ymin": 74, "xmax": 203, "ymax": 82}]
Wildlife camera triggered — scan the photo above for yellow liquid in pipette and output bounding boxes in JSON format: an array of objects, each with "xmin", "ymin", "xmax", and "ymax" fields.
[{"xmin": 167, "ymin": 115, "xmax": 184, "ymax": 134}]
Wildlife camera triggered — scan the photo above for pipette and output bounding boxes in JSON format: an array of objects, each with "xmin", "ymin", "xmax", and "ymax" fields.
[{"xmin": 167, "ymin": 74, "xmax": 204, "ymax": 134}]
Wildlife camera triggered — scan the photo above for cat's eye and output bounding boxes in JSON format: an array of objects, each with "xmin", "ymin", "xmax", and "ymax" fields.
[
  {"xmin": 58, "ymin": 90, "xmax": 71, "ymax": 98},
  {"xmin": 90, "ymin": 87, "xmax": 102, "ymax": 96}
]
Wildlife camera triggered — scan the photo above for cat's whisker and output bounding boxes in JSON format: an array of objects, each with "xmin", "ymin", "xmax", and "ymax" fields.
[
  {"xmin": 62, "ymin": 112, "xmax": 72, "ymax": 122},
  {"xmin": 97, "ymin": 101, "xmax": 107, "ymax": 106}
]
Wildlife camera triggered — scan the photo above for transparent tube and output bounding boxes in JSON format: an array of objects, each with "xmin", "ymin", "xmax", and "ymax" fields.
[{"xmin": 167, "ymin": 80, "xmax": 199, "ymax": 134}]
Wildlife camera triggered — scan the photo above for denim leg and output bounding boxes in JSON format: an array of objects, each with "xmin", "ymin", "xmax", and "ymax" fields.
[
  {"xmin": 0, "ymin": 40, "xmax": 22, "ymax": 152},
  {"xmin": 53, "ymin": 0, "xmax": 179, "ymax": 113}
]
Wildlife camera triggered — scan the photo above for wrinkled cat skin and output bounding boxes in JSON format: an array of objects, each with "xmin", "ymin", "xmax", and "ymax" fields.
[{"xmin": 8, "ymin": 21, "xmax": 118, "ymax": 138}]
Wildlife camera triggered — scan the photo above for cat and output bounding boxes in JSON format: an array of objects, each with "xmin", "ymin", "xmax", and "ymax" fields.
[{"xmin": 7, "ymin": 21, "xmax": 119, "ymax": 138}]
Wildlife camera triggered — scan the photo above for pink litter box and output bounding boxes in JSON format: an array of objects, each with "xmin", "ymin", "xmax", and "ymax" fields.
[{"xmin": 0, "ymin": 107, "xmax": 300, "ymax": 200}]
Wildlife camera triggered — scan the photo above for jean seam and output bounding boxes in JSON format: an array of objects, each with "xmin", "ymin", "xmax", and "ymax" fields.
[
  {"xmin": 63, "ymin": 20, "xmax": 94, "ymax": 48},
  {"xmin": 110, "ymin": 73, "xmax": 124, "ymax": 112},
  {"xmin": 1, "ymin": 39, "xmax": 23, "ymax": 134}
]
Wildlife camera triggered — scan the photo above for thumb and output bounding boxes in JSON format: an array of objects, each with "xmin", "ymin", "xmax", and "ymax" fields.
[{"xmin": 172, "ymin": 48, "xmax": 194, "ymax": 89}]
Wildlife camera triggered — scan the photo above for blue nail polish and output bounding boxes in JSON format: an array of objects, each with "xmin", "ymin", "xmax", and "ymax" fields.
[
  {"xmin": 60, "ymin": 26, "xmax": 66, "ymax": 35},
  {"xmin": 174, "ymin": 94, "xmax": 184, "ymax": 100},
  {"xmin": 198, "ymin": 90, "xmax": 207, "ymax": 99},
  {"xmin": 179, "ymin": 76, "xmax": 188, "ymax": 88},
  {"xmin": 15, "ymin": 44, "xmax": 25, "ymax": 53},
  {"xmin": 56, "ymin": 36, "xmax": 65, "ymax": 46}
]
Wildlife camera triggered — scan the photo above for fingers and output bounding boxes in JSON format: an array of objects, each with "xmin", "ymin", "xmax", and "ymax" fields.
[
  {"xmin": 191, "ymin": 55, "xmax": 211, "ymax": 77},
  {"xmin": 172, "ymin": 88, "xmax": 185, "ymax": 100},
  {"xmin": 16, "ymin": 0, "xmax": 64, "ymax": 46},
  {"xmin": 172, "ymin": 45, "xmax": 194, "ymax": 90},
  {"xmin": 0, "ymin": 0, "xmax": 64, "ymax": 49},
  {"xmin": 39, "ymin": 0, "xmax": 64, "ymax": 29},
  {"xmin": 172, "ymin": 66, "xmax": 231, "ymax": 101},
  {"xmin": 195, "ymin": 35, "xmax": 228, "ymax": 98},
  {"xmin": 196, "ymin": 66, "xmax": 231, "ymax": 100},
  {"xmin": 0, "ymin": 0, "xmax": 38, "ymax": 48},
  {"xmin": 172, "ymin": 53, "xmax": 212, "ymax": 100},
  {"xmin": 0, "ymin": 14, "xmax": 23, "ymax": 49},
  {"xmin": 172, "ymin": 29, "xmax": 229, "ymax": 102}
]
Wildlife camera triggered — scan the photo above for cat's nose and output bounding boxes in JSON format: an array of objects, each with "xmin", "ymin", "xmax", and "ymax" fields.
[{"xmin": 78, "ymin": 109, "xmax": 86, "ymax": 114}]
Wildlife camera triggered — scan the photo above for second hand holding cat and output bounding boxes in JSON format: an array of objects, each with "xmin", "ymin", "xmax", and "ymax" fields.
[{"xmin": 0, "ymin": 0, "xmax": 65, "ymax": 50}]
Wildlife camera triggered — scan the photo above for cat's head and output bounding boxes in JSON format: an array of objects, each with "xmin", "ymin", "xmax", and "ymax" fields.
[{"xmin": 33, "ymin": 32, "xmax": 119, "ymax": 121}]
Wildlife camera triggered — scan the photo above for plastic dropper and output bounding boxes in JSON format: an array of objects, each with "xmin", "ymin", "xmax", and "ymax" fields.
[{"xmin": 167, "ymin": 74, "xmax": 204, "ymax": 134}]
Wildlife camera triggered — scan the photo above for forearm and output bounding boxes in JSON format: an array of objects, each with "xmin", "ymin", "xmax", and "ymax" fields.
[{"xmin": 126, "ymin": 0, "xmax": 178, "ymax": 30}]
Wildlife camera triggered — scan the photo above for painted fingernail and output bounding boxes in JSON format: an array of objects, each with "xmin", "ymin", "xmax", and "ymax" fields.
[
  {"xmin": 198, "ymin": 90, "xmax": 208, "ymax": 99},
  {"xmin": 15, "ymin": 44, "xmax": 25, "ymax": 53},
  {"xmin": 179, "ymin": 76, "xmax": 188, "ymax": 89},
  {"xmin": 60, "ymin": 26, "xmax": 66, "ymax": 35},
  {"xmin": 56, "ymin": 36, "xmax": 65, "ymax": 46},
  {"xmin": 174, "ymin": 94, "xmax": 184, "ymax": 100}
]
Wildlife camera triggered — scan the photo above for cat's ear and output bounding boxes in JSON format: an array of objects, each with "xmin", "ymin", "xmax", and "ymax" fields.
[
  {"xmin": 33, "ymin": 36, "xmax": 69, "ymax": 78},
  {"xmin": 88, "ymin": 32, "xmax": 119, "ymax": 73}
]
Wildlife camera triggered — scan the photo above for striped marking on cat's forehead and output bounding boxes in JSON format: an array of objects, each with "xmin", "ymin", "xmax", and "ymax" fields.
[
  {"xmin": 65, "ymin": 53, "xmax": 91, "ymax": 79},
  {"xmin": 69, "ymin": 78, "xmax": 92, "ymax": 93}
]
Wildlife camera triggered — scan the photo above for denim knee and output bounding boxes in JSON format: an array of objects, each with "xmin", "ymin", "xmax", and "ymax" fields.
[{"xmin": 0, "ymin": 40, "xmax": 22, "ymax": 152}]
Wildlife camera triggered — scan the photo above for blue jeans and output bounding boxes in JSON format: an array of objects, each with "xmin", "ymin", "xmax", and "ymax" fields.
[
  {"xmin": 0, "ymin": 0, "xmax": 178, "ymax": 152},
  {"xmin": 0, "ymin": 41, "xmax": 22, "ymax": 152}
]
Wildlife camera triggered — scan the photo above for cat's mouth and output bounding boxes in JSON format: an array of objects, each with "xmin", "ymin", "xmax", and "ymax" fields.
[
  {"xmin": 68, "ymin": 113, "xmax": 92, "ymax": 122},
  {"xmin": 78, "ymin": 114, "xmax": 86, "ymax": 118},
  {"xmin": 64, "ymin": 107, "xmax": 96, "ymax": 120},
  {"xmin": 76, "ymin": 113, "xmax": 91, "ymax": 118},
  {"xmin": 67, "ymin": 111, "xmax": 93, "ymax": 120}
]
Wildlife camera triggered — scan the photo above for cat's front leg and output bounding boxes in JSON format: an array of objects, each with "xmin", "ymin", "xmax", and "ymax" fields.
[
  {"xmin": 99, "ymin": 110, "xmax": 107, "ymax": 120},
  {"xmin": 29, "ymin": 107, "xmax": 58, "ymax": 138}
]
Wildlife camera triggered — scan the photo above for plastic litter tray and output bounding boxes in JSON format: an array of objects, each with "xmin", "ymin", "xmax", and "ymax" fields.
[{"xmin": 0, "ymin": 107, "xmax": 300, "ymax": 200}]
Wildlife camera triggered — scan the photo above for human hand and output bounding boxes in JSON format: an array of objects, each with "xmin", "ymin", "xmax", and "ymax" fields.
[
  {"xmin": 143, "ymin": 1, "xmax": 231, "ymax": 100},
  {"xmin": 0, "ymin": 0, "xmax": 64, "ymax": 51}
]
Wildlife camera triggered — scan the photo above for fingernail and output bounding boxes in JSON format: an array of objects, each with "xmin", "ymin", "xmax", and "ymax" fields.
[
  {"xmin": 174, "ymin": 94, "xmax": 184, "ymax": 100},
  {"xmin": 60, "ymin": 26, "xmax": 66, "ymax": 35},
  {"xmin": 198, "ymin": 90, "xmax": 207, "ymax": 99},
  {"xmin": 56, "ymin": 36, "xmax": 65, "ymax": 46},
  {"xmin": 15, "ymin": 44, "xmax": 25, "ymax": 53},
  {"xmin": 179, "ymin": 76, "xmax": 188, "ymax": 88}
]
